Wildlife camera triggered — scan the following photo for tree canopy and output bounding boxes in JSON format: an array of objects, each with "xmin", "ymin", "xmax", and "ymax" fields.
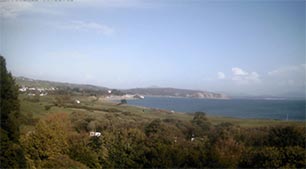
[{"xmin": 0, "ymin": 55, "xmax": 26, "ymax": 168}]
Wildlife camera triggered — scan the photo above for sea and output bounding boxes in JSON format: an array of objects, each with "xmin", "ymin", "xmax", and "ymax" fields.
[{"xmin": 127, "ymin": 96, "xmax": 306, "ymax": 121}]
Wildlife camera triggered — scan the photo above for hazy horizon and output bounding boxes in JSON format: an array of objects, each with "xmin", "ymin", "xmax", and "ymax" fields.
[{"xmin": 1, "ymin": 0, "xmax": 305, "ymax": 97}]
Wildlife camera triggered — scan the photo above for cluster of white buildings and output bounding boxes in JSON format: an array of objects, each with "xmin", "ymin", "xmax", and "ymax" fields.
[
  {"xmin": 19, "ymin": 86, "xmax": 56, "ymax": 92},
  {"xmin": 19, "ymin": 86, "xmax": 57, "ymax": 96}
]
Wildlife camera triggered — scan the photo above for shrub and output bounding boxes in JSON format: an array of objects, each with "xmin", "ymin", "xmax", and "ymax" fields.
[{"xmin": 268, "ymin": 126, "xmax": 305, "ymax": 147}]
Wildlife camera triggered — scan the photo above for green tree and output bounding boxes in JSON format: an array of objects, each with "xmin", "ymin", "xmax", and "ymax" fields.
[
  {"xmin": 20, "ymin": 113, "xmax": 71, "ymax": 168},
  {"xmin": 243, "ymin": 146, "xmax": 283, "ymax": 168},
  {"xmin": 268, "ymin": 126, "xmax": 305, "ymax": 147},
  {"xmin": 68, "ymin": 141, "xmax": 101, "ymax": 168},
  {"xmin": 41, "ymin": 155, "xmax": 88, "ymax": 169},
  {"xmin": 0, "ymin": 55, "xmax": 26, "ymax": 168},
  {"xmin": 191, "ymin": 112, "xmax": 211, "ymax": 135},
  {"xmin": 0, "ymin": 129, "xmax": 26, "ymax": 168},
  {"xmin": 0, "ymin": 55, "xmax": 21, "ymax": 141},
  {"xmin": 210, "ymin": 137, "xmax": 245, "ymax": 168},
  {"xmin": 281, "ymin": 146, "xmax": 306, "ymax": 168},
  {"xmin": 120, "ymin": 99, "xmax": 127, "ymax": 104},
  {"xmin": 145, "ymin": 119, "xmax": 162, "ymax": 136}
]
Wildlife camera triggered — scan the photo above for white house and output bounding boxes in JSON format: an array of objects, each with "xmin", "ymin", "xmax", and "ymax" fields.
[
  {"xmin": 90, "ymin": 132, "xmax": 101, "ymax": 137},
  {"xmin": 28, "ymin": 87, "xmax": 36, "ymax": 91},
  {"xmin": 37, "ymin": 88, "xmax": 44, "ymax": 92},
  {"xmin": 191, "ymin": 133, "xmax": 195, "ymax": 141},
  {"xmin": 75, "ymin": 100, "xmax": 80, "ymax": 104},
  {"xmin": 19, "ymin": 87, "xmax": 27, "ymax": 92},
  {"xmin": 39, "ymin": 93, "xmax": 48, "ymax": 96}
]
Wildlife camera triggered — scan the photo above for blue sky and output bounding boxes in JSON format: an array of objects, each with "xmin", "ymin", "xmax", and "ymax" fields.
[{"xmin": 0, "ymin": 0, "xmax": 305, "ymax": 97}]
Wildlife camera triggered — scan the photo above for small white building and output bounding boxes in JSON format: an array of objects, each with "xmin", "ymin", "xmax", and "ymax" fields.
[
  {"xmin": 39, "ymin": 93, "xmax": 48, "ymax": 96},
  {"xmin": 90, "ymin": 132, "xmax": 101, "ymax": 137},
  {"xmin": 19, "ymin": 87, "xmax": 27, "ymax": 92},
  {"xmin": 28, "ymin": 87, "xmax": 36, "ymax": 91},
  {"xmin": 37, "ymin": 88, "xmax": 44, "ymax": 92},
  {"xmin": 108, "ymin": 90, "xmax": 112, "ymax": 94},
  {"xmin": 191, "ymin": 134, "xmax": 195, "ymax": 141},
  {"xmin": 75, "ymin": 100, "xmax": 80, "ymax": 104}
]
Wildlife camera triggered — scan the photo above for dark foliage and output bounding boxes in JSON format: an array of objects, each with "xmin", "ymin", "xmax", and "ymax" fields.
[{"xmin": 0, "ymin": 56, "xmax": 26, "ymax": 168}]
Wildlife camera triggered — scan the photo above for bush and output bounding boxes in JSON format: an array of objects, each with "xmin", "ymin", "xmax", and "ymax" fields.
[
  {"xmin": 120, "ymin": 99, "xmax": 127, "ymax": 104},
  {"xmin": 239, "ymin": 147, "xmax": 283, "ymax": 168},
  {"xmin": 44, "ymin": 105, "xmax": 52, "ymax": 110},
  {"xmin": 41, "ymin": 155, "xmax": 88, "ymax": 169},
  {"xmin": 268, "ymin": 126, "xmax": 305, "ymax": 147},
  {"xmin": 20, "ymin": 113, "xmax": 72, "ymax": 167}
]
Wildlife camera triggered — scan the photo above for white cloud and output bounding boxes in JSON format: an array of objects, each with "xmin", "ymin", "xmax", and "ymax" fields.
[
  {"xmin": 231, "ymin": 67, "xmax": 260, "ymax": 85},
  {"xmin": 0, "ymin": 0, "xmax": 149, "ymax": 19},
  {"xmin": 217, "ymin": 72, "xmax": 225, "ymax": 79},
  {"xmin": 0, "ymin": 1, "xmax": 33, "ymax": 18},
  {"xmin": 57, "ymin": 20, "xmax": 114, "ymax": 35},
  {"xmin": 78, "ymin": 0, "xmax": 145, "ymax": 8},
  {"xmin": 232, "ymin": 67, "xmax": 248, "ymax": 76},
  {"xmin": 268, "ymin": 64, "xmax": 306, "ymax": 77},
  {"xmin": 267, "ymin": 64, "xmax": 305, "ymax": 87}
]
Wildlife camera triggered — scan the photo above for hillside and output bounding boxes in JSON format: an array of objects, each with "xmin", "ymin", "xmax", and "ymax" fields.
[
  {"xmin": 15, "ymin": 76, "xmax": 109, "ymax": 91},
  {"xmin": 125, "ymin": 87, "xmax": 229, "ymax": 99},
  {"xmin": 15, "ymin": 76, "xmax": 228, "ymax": 99}
]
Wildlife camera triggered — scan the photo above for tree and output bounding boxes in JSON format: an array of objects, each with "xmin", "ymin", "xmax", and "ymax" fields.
[
  {"xmin": 0, "ymin": 128, "xmax": 26, "ymax": 168},
  {"xmin": 281, "ymin": 146, "xmax": 306, "ymax": 168},
  {"xmin": 0, "ymin": 55, "xmax": 21, "ymax": 141},
  {"xmin": 68, "ymin": 139, "xmax": 101, "ymax": 168},
  {"xmin": 191, "ymin": 112, "xmax": 211, "ymax": 136},
  {"xmin": 41, "ymin": 155, "xmax": 88, "ymax": 169},
  {"xmin": 268, "ymin": 126, "xmax": 305, "ymax": 147},
  {"xmin": 120, "ymin": 99, "xmax": 127, "ymax": 104},
  {"xmin": 239, "ymin": 146, "xmax": 283, "ymax": 168},
  {"xmin": 0, "ymin": 55, "xmax": 26, "ymax": 168},
  {"xmin": 210, "ymin": 137, "xmax": 245, "ymax": 168},
  {"xmin": 20, "ymin": 113, "xmax": 72, "ymax": 168},
  {"xmin": 145, "ymin": 119, "xmax": 162, "ymax": 136}
]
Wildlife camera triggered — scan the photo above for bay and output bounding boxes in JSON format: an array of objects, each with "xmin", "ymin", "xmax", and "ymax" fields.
[{"xmin": 127, "ymin": 96, "xmax": 306, "ymax": 121}]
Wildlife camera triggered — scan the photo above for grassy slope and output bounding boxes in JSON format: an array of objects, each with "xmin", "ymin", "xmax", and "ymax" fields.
[{"xmin": 19, "ymin": 94, "xmax": 304, "ymax": 130}]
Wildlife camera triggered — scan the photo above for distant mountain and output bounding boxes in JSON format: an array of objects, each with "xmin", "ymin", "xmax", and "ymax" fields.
[
  {"xmin": 15, "ymin": 76, "xmax": 229, "ymax": 99},
  {"xmin": 125, "ymin": 88, "xmax": 229, "ymax": 99},
  {"xmin": 14, "ymin": 76, "xmax": 109, "ymax": 91},
  {"xmin": 232, "ymin": 95, "xmax": 305, "ymax": 101}
]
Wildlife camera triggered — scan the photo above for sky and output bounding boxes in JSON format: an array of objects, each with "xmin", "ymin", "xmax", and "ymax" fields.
[{"xmin": 0, "ymin": 0, "xmax": 305, "ymax": 97}]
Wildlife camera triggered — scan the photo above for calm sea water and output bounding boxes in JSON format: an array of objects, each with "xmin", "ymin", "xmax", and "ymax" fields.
[{"xmin": 127, "ymin": 97, "xmax": 306, "ymax": 121}]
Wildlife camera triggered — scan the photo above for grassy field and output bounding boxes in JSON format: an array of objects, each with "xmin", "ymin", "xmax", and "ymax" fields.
[{"xmin": 19, "ymin": 94, "xmax": 305, "ymax": 129}]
